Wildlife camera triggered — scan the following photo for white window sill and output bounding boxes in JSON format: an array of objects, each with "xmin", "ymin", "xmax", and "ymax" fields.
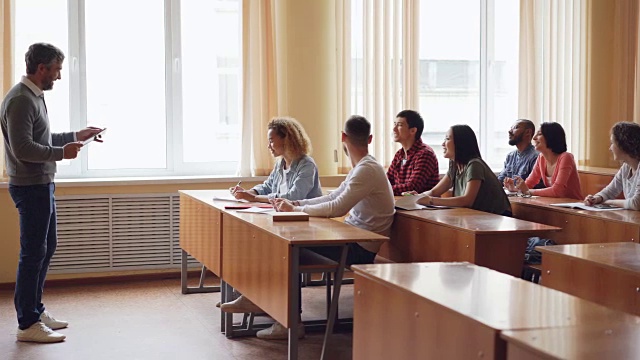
[{"xmin": 0, "ymin": 175, "xmax": 268, "ymax": 188}]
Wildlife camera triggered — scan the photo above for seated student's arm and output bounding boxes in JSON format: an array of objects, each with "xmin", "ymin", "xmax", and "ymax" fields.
[
  {"xmin": 587, "ymin": 168, "xmax": 624, "ymax": 206},
  {"xmin": 391, "ymin": 151, "xmax": 439, "ymax": 195},
  {"xmin": 233, "ymin": 163, "xmax": 277, "ymax": 202},
  {"xmin": 419, "ymin": 179, "xmax": 482, "ymax": 207},
  {"xmin": 599, "ymin": 167, "xmax": 640, "ymax": 210},
  {"xmin": 523, "ymin": 155, "xmax": 543, "ymax": 190},
  {"xmin": 424, "ymin": 173, "xmax": 452, "ymax": 197},
  {"xmin": 529, "ymin": 154, "xmax": 577, "ymax": 198},
  {"xmin": 267, "ymin": 161, "xmax": 319, "ymax": 201},
  {"xmin": 295, "ymin": 166, "xmax": 375, "ymax": 218}
]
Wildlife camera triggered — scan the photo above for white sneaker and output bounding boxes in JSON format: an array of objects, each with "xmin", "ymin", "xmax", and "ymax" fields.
[
  {"xmin": 220, "ymin": 295, "xmax": 264, "ymax": 314},
  {"xmin": 216, "ymin": 289, "xmax": 241, "ymax": 308},
  {"xmin": 256, "ymin": 322, "xmax": 305, "ymax": 340},
  {"xmin": 17, "ymin": 322, "xmax": 66, "ymax": 343},
  {"xmin": 40, "ymin": 311, "xmax": 68, "ymax": 330}
]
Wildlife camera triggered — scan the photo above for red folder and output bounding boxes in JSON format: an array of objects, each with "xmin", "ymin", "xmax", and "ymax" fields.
[{"xmin": 224, "ymin": 205, "xmax": 273, "ymax": 209}]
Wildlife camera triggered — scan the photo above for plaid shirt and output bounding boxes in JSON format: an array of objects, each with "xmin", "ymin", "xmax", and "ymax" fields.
[{"xmin": 387, "ymin": 138, "xmax": 440, "ymax": 195}]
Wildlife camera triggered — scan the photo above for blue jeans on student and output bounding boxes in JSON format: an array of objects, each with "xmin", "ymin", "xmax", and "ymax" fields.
[{"xmin": 9, "ymin": 183, "xmax": 58, "ymax": 330}]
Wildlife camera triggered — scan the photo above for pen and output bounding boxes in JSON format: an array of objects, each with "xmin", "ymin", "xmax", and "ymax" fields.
[{"xmin": 235, "ymin": 180, "xmax": 242, "ymax": 189}]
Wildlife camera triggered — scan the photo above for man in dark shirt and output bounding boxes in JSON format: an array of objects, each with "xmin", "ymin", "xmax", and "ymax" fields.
[{"xmin": 386, "ymin": 110, "xmax": 439, "ymax": 195}]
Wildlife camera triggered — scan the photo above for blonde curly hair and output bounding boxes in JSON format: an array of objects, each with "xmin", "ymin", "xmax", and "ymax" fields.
[{"xmin": 268, "ymin": 117, "xmax": 312, "ymax": 159}]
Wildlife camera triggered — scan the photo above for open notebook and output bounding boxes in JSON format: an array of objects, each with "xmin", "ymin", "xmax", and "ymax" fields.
[
  {"xmin": 549, "ymin": 202, "xmax": 624, "ymax": 211},
  {"xmin": 395, "ymin": 195, "xmax": 452, "ymax": 211}
]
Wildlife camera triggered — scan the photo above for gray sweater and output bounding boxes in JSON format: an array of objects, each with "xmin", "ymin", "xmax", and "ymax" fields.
[
  {"xmin": 595, "ymin": 163, "xmax": 640, "ymax": 210},
  {"xmin": 1, "ymin": 82, "xmax": 75, "ymax": 185}
]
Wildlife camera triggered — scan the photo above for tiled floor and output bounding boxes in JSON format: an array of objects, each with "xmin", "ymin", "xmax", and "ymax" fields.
[{"xmin": 0, "ymin": 277, "xmax": 355, "ymax": 360}]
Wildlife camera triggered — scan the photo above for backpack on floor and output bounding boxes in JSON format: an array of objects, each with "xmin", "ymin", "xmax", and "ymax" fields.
[{"xmin": 524, "ymin": 237, "xmax": 557, "ymax": 265}]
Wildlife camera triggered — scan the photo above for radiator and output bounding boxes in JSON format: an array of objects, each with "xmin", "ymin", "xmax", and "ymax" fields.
[{"xmin": 50, "ymin": 193, "xmax": 198, "ymax": 274}]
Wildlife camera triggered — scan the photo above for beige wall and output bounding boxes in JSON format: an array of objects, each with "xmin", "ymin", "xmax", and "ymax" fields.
[
  {"xmin": 275, "ymin": 0, "xmax": 338, "ymax": 175},
  {"xmin": 586, "ymin": 0, "xmax": 639, "ymax": 167}
]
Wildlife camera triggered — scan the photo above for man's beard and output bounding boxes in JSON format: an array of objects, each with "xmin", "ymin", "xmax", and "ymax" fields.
[
  {"xmin": 42, "ymin": 80, "xmax": 54, "ymax": 91},
  {"xmin": 508, "ymin": 133, "xmax": 523, "ymax": 146},
  {"xmin": 342, "ymin": 144, "xmax": 349, "ymax": 157}
]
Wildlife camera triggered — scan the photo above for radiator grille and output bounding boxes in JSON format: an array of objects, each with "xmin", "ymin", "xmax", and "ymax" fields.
[{"xmin": 51, "ymin": 193, "xmax": 198, "ymax": 273}]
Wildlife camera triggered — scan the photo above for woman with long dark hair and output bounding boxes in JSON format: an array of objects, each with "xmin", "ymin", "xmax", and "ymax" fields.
[{"xmin": 416, "ymin": 124, "xmax": 512, "ymax": 216}]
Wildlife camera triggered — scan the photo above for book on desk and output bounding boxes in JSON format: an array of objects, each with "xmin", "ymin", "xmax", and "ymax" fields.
[
  {"xmin": 269, "ymin": 212, "xmax": 309, "ymax": 221},
  {"xmin": 549, "ymin": 202, "xmax": 624, "ymax": 211}
]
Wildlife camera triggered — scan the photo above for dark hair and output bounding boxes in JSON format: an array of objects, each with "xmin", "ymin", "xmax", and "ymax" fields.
[
  {"xmin": 611, "ymin": 121, "xmax": 640, "ymax": 161},
  {"xmin": 540, "ymin": 122, "xmax": 567, "ymax": 154},
  {"xmin": 396, "ymin": 109, "xmax": 424, "ymax": 140},
  {"xmin": 344, "ymin": 115, "xmax": 371, "ymax": 147},
  {"xmin": 451, "ymin": 124, "xmax": 481, "ymax": 165},
  {"xmin": 517, "ymin": 119, "xmax": 536, "ymax": 138},
  {"xmin": 25, "ymin": 43, "xmax": 65, "ymax": 75}
]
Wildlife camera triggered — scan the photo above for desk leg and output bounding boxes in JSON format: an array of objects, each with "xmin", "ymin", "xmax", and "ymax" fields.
[
  {"xmin": 321, "ymin": 245, "xmax": 348, "ymax": 360},
  {"xmin": 223, "ymin": 280, "xmax": 234, "ymax": 338},
  {"xmin": 288, "ymin": 246, "xmax": 300, "ymax": 360},
  {"xmin": 220, "ymin": 280, "xmax": 226, "ymax": 333},
  {"xmin": 180, "ymin": 250, "xmax": 221, "ymax": 294}
]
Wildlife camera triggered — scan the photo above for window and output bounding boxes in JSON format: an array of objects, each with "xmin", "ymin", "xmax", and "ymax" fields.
[
  {"xmin": 13, "ymin": 0, "xmax": 242, "ymax": 178},
  {"xmin": 419, "ymin": 0, "xmax": 519, "ymax": 172}
]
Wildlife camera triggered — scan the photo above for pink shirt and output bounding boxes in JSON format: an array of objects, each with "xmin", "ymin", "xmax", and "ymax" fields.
[{"xmin": 525, "ymin": 152, "xmax": 583, "ymax": 200}]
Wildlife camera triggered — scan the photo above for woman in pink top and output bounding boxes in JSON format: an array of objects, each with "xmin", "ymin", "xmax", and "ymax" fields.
[{"xmin": 505, "ymin": 122, "xmax": 583, "ymax": 199}]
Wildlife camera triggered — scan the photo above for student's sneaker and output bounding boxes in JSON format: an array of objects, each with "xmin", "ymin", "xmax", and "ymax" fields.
[
  {"xmin": 40, "ymin": 311, "xmax": 69, "ymax": 330},
  {"xmin": 16, "ymin": 322, "xmax": 66, "ymax": 343},
  {"xmin": 216, "ymin": 289, "xmax": 241, "ymax": 308},
  {"xmin": 256, "ymin": 322, "xmax": 305, "ymax": 340},
  {"xmin": 219, "ymin": 295, "xmax": 264, "ymax": 314}
]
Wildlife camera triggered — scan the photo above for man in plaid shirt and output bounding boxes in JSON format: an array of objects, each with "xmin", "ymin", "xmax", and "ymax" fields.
[{"xmin": 386, "ymin": 110, "xmax": 440, "ymax": 195}]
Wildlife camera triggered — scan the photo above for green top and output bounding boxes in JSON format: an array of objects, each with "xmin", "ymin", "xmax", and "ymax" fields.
[{"xmin": 448, "ymin": 158, "xmax": 512, "ymax": 215}]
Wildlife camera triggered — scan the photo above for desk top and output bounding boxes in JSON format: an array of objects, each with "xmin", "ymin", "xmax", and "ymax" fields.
[
  {"xmin": 352, "ymin": 262, "xmax": 640, "ymax": 330},
  {"xmin": 224, "ymin": 210, "xmax": 388, "ymax": 245},
  {"xmin": 179, "ymin": 189, "xmax": 261, "ymax": 211},
  {"xmin": 538, "ymin": 242, "xmax": 640, "ymax": 276},
  {"xmin": 510, "ymin": 196, "xmax": 640, "ymax": 224},
  {"xmin": 181, "ymin": 189, "xmax": 387, "ymax": 245},
  {"xmin": 501, "ymin": 323, "xmax": 640, "ymax": 359},
  {"xmin": 396, "ymin": 208, "xmax": 560, "ymax": 234}
]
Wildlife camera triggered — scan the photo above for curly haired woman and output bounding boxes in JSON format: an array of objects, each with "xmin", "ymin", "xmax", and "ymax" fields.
[
  {"xmin": 230, "ymin": 117, "xmax": 322, "ymax": 203},
  {"xmin": 584, "ymin": 122, "xmax": 640, "ymax": 210}
]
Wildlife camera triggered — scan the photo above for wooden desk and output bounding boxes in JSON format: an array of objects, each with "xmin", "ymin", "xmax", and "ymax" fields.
[
  {"xmin": 378, "ymin": 208, "xmax": 560, "ymax": 277},
  {"xmin": 510, "ymin": 196, "xmax": 640, "ymax": 244},
  {"xmin": 538, "ymin": 242, "xmax": 640, "ymax": 316},
  {"xmin": 501, "ymin": 323, "xmax": 640, "ymax": 360},
  {"xmin": 352, "ymin": 262, "xmax": 640, "ymax": 360},
  {"xmin": 179, "ymin": 190, "xmax": 228, "ymax": 293}
]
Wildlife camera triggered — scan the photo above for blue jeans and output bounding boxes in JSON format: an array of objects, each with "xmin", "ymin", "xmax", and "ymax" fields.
[{"xmin": 9, "ymin": 183, "xmax": 57, "ymax": 330}]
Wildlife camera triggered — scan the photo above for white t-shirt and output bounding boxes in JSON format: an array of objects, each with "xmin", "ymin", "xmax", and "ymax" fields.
[{"xmin": 279, "ymin": 167, "xmax": 291, "ymax": 194}]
